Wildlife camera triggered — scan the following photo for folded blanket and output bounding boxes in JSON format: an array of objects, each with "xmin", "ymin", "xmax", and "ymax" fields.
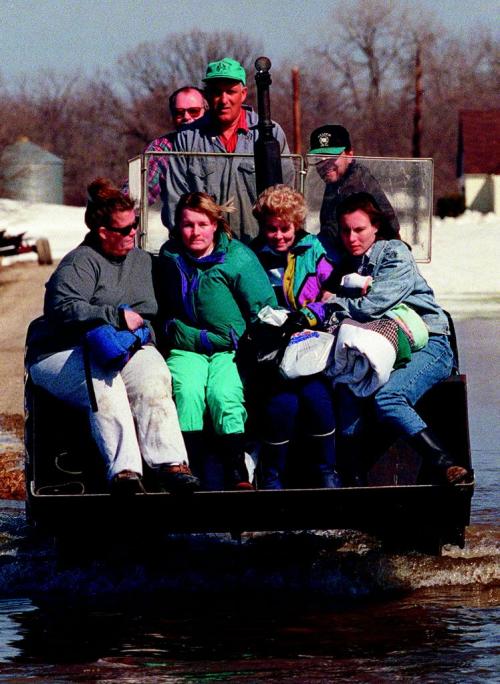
[
  {"xmin": 325, "ymin": 318, "xmax": 397, "ymax": 397},
  {"xmin": 324, "ymin": 303, "xmax": 428, "ymax": 396}
]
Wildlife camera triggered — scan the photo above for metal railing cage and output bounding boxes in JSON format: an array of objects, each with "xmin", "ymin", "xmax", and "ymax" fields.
[{"xmin": 128, "ymin": 151, "xmax": 433, "ymax": 261}]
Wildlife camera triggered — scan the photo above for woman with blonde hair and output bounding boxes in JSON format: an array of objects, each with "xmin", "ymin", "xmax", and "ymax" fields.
[
  {"xmin": 157, "ymin": 192, "xmax": 276, "ymax": 489},
  {"xmin": 251, "ymin": 184, "xmax": 340, "ymax": 489}
]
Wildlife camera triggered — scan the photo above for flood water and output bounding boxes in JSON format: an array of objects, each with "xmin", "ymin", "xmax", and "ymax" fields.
[{"xmin": 0, "ymin": 319, "xmax": 498, "ymax": 682}]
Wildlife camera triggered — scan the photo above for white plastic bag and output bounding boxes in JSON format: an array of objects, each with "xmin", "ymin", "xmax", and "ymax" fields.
[
  {"xmin": 279, "ymin": 329, "xmax": 335, "ymax": 380},
  {"xmin": 257, "ymin": 305, "xmax": 289, "ymax": 327}
]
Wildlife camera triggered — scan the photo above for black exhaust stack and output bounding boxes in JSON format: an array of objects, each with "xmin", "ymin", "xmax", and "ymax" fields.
[{"xmin": 254, "ymin": 56, "xmax": 283, "ymax": 195}]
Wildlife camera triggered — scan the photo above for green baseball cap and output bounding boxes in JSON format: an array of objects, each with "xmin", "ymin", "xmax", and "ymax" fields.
[{"xmin": 203, "ymin": 58, "xmax": 246, "ymax": 86}]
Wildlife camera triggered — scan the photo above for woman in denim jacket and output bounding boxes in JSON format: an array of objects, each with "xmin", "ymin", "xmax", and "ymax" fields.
[{"xmin": 330, "ymin": 192, "xmax": 469, "ymax": 486}]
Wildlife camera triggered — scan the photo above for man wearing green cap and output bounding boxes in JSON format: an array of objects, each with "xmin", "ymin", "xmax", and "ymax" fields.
[
  {"xmin": 163, "ymin": 57, "xmax": 290, "ymax": 242},
  {"xmin": 308, "ymin": 124, "xmax": 399, "ymax": 256}
]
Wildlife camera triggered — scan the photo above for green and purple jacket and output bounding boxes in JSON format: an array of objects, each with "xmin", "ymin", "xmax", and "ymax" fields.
[
  {"xmin": 157, "ymin": 231, "xmax": 277, "ymax": 354},
  {"xmin": 252, "ymin": 231, "xmax": 335, "ymax": 327}
]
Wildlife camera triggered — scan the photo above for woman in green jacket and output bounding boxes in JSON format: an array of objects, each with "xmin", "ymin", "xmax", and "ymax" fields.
[{"xmin": 157, "ymin": 192, "xmax": 277, "ymax": 489}]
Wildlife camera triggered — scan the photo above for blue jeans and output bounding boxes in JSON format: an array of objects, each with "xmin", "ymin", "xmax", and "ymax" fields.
[
  {"xmin": 257, "ymin": 374, "xmax": 337, "ymax": 488},
  {"xmin": 260, "ymin": 374, "xmax": 335, "ymax": 442},
  {"xmin": 336, "ymin": 334, "xmax": 454, "ymax": 439}
]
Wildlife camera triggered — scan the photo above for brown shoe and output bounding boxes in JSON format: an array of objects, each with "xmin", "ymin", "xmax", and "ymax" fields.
[
  {"xmin": 158, "ymin": 463, "xmax": 200, "ymax": 494},
  {"xmin": 445, "ymin": 465, "xmax": 471, "ymax": 485},
  {"xmin": 110, "ymin": 470, "xmax": 146, "ymax": 495}
]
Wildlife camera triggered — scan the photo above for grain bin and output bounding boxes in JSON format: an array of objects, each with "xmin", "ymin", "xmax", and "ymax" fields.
[{"xmin": 1, "ymin": 136, "xmax": 64, "ymax": 204}]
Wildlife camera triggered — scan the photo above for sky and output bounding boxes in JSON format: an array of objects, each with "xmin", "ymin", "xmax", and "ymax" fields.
[{"xmin": 1, "ymin": 0, "xmax": 498, "ymax": 86}]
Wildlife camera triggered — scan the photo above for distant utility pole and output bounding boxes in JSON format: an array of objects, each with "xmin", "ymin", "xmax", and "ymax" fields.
[
  {"xmin": 412, "ymin": 45, "xmax": 423, "ymax": 158},
  {"xmin": 292, "ymin": 67, "xmax": 302, "ymax": 155}
]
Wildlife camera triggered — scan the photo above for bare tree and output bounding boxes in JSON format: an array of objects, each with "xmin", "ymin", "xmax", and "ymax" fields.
[
  {"xmin": 115, "ymin": 29, "xmax": 264, "ymax": 153},
  {"xmin": 117, "ymin": 29, "xmax": 262, "ymax": 97},
  {"xmin": 1, "ymin": 17, "xmax": 497, "ymax": 208},
  {"xmin": 418, "ymin": 28, "xmax": 500, "ymax": 195},
  {"xmin": 0, "ymin": 71, "xmax": 128, "ymax": 205},
  {"xmin": 274, "ymin": 0, "xmax": 498, "ymax": 200},
  {"xmin": 307, "ymin": 0, "xmax": 437, "ymax": 133}
]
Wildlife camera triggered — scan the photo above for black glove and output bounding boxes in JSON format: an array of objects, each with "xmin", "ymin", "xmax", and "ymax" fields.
[{"xmin": 281, "ymin": 310, "xmax": 309, "ymax": 335}]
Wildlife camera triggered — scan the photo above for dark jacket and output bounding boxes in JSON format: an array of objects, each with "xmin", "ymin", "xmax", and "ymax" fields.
[
  {"xmin": 332, "ymin": 239, "xmax": 450, "ymax": 335},
  {"xmin": 319, "ymin": 160, "xmax": 400, "ymax": 255}
]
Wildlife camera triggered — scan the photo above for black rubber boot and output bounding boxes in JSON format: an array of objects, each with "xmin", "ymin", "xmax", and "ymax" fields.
[
  {"xmin": 410, "ymin": 428, "xmax": 469, "ymax": 485},
  {"xmin": 219, "ymin": 433, "xmax": 254, "ymax": 490},
  {"xmin": 259, "ymin": 441, "xmax": 289, "ymax": 489},
  {"xmin": 182, "ymin": 430, "xmax": 226, "ymax": 490},
  {"xmin": 310, "ymin": 432, "xmax": 342, "ymax": 488}
]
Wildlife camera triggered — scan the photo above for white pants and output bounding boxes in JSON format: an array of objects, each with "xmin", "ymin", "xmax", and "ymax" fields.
[{"xmin": 30, "ymin": 345, "xmax": 188, "ymax": 479}]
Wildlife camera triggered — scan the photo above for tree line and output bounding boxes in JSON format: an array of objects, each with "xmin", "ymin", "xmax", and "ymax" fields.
[{"xmin": 0, "ymin": 0, "xmax": 498, "ymax": 208}]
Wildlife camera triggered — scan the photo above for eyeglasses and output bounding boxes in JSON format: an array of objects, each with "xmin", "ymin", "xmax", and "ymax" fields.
[
  {"xmin": 308, "ymin": 155, "xmax": 342, "ymax": 166},
  {"xmin": 173, "ymin": 107, "xmax": 204, "ymax": 118},
  {"xmin": 105, "ymin": 217, "xmax": 139, "ymax": 236}
]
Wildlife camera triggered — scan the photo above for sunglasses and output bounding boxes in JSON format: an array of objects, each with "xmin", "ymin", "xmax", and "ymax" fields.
[
  {"xmin": 105, "ymin": 217, "xmax": 139, "ymax": 236},
  {"xmin": 173, "ymin": 107, "xmax": 204, "ymax": 118},
  {"xmin": 309, "ymin": 155, "xmax": 342, "ymax": 166}
]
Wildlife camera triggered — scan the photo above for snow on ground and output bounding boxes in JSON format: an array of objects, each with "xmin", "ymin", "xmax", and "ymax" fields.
[
  {"xmin": 1, "ymin": 199, "xmax": 499, "ymax": 320},
  {"xmin": 0, "ymin": 199, "xmax": 87, "ymax": 262},
  {"xmin": 419, "ymin": 211, "xmax": 500, "ymax": 320}
]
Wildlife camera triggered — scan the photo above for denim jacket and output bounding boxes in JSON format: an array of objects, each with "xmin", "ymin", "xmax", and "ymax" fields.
[{"xmin": 332, "ymin": 240, "xmax": 450, "ymax": 335}]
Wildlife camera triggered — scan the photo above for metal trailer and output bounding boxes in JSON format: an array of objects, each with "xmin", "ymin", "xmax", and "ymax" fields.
[
  {"xmin": 24, "ymin": 328, "xmax": 473, "ymax": 557},
  {"xmin": 0, "ymin": 229, "xmax": 52, "ymax": 265},
  {"xmin": 23, "ymin": 150, "xmax": 473, "ymax": 556}
]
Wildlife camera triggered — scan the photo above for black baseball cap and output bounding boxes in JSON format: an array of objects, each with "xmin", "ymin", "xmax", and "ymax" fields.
[{"xmin": 309, "ymin": 124, "xmax": 351, "ymax": 154}]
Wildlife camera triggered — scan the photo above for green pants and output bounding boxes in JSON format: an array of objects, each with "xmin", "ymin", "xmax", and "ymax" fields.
[{"xmin": 167, "ymin": 350, "xmax": 246, "ymax": 434}]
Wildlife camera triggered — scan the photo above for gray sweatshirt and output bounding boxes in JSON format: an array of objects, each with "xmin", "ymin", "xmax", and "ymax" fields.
[{"xmin": 26, "ymin": 234, "xmax": 157, "ymax": 366}]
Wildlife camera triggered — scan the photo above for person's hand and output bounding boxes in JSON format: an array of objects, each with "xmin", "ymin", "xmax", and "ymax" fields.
[{"xmin": 122, "ymin": 309, "xmax": 144, "ymax": 331}]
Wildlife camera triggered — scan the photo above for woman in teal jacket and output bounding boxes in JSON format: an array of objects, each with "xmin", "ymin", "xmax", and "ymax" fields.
[
  {"xmin": 250, "ymin": 184, "xmax": 341, "ymax": 490},
  {"xmin": 157, "ymin": 192, "xmax": 277, "ymax": 489}
]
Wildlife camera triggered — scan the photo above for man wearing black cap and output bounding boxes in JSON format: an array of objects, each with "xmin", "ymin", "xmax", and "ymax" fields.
[
  {"xmin": 308, "ymin": 124, "xmax": 399, "ymax": 254},
  {"xmin": 163, "ymin": 57, "xmax": 290, "ymax": 242}
]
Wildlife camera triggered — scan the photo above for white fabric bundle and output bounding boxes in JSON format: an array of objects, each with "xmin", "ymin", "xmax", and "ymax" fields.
[{"xmin": 325, "ymin": 319, "xmax": 396, "ymax": 397}]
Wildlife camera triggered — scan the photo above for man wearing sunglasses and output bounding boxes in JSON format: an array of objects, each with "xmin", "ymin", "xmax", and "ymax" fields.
[
  {"xmin": 308, "ymin": 124, "xmax": 400, "ymax": 257},
  {"xmin": 125, "ymin": 87, "xmax": 207, "ymax": 206},
  {"xmin": 169, "ymin": 86, "xmax": 208, "ymax": 128}
]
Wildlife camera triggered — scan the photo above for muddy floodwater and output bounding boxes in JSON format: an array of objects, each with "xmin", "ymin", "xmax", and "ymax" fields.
[{"xmin": 0, "ymin": 319, "xmax": 498, "ymax": 682}]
